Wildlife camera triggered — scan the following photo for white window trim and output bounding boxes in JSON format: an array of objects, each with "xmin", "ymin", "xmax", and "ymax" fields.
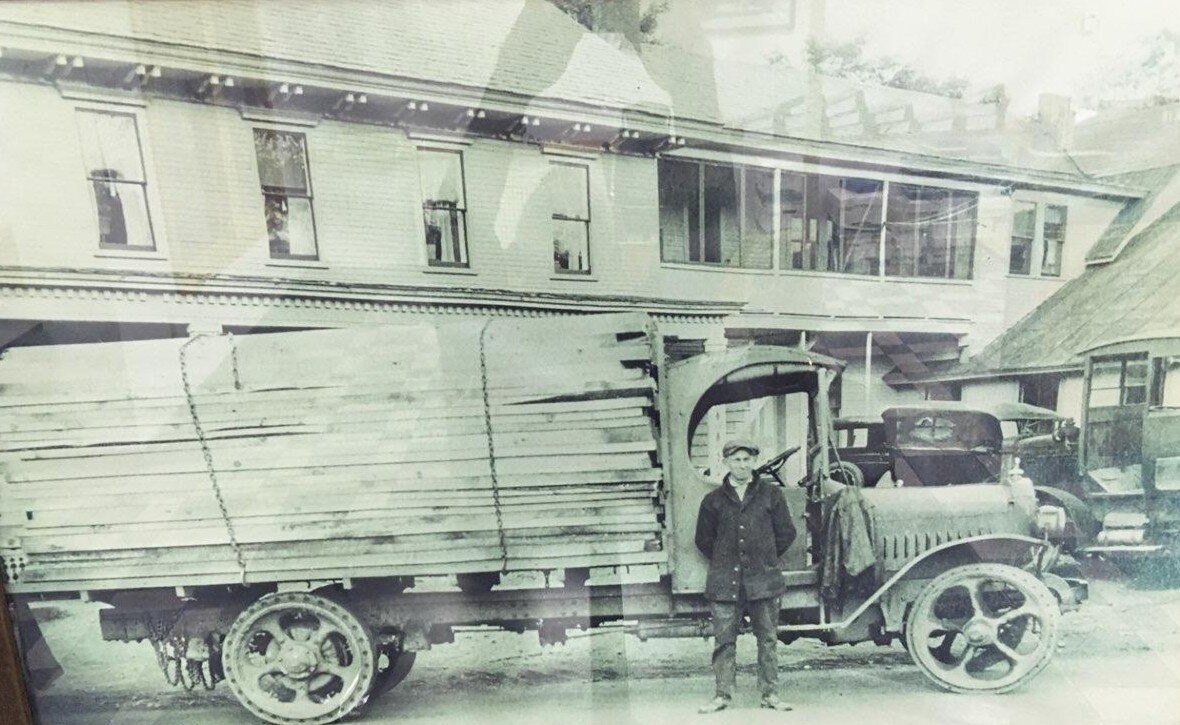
[
  {"xmin": 1009, "ymin": 198, "xmax": 1068, "ymax": 278},
  {"xmin": 73, "ymin": 100, "xmax": 169, "ymax": 261},
  {"xmin": 250, "ymin": 123, "xmax": 324, "ymax": 264},
  {"xmin": 548, "ymin": 158, "xmax": 593, "ymax": 276},
  {"xmin": 414, "ymin": 145, "xmax": 471, "ymax": 270}
]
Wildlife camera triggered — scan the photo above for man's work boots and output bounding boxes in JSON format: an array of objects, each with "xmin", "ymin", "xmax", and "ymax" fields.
[
  {"xmin": 697, "ymin": 696, "xmax": 731, "ymax": 714},
  {"xmin": 760, "ymin": 694, "xmax": 795, "ymax": 711}
]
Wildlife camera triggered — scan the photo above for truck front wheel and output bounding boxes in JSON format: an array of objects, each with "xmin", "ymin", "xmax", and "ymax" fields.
[{"xmin": 903, "ymin": 563, "xmax": 1060, "ymax": 694}]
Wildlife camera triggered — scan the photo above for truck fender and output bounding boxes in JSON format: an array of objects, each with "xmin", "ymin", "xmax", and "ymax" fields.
[{"xmin": 875, "ymin": 534, "xmax": 1051, "ymax": 633}]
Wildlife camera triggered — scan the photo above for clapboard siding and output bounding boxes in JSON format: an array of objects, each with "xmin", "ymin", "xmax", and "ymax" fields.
[{"xmin": 0, "ymin": 76, "xmax": 1123, "ymax": 351}]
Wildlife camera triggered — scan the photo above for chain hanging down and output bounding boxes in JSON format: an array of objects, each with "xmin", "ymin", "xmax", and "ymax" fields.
[
  {"xmin": 478, "ymin": 319, "xmax": 510, "ymax": 572},
  {"xmin": 179, "ymin": 334, "xmax": 248, "ymax": 581}
]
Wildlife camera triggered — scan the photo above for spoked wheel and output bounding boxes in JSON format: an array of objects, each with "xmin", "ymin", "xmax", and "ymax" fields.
[
  {"xmin": 904, "ymin": 563, "xmax": 1060, "ymax": 694},
  {"xmin": 222, "ymin": 592, "xmax": 377, "ymax": 725}
]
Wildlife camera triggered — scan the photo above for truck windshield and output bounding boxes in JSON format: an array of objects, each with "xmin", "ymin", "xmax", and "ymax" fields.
[{"xmin": 686, "ymin": 364, "xmax": 819, "ymax": 483}]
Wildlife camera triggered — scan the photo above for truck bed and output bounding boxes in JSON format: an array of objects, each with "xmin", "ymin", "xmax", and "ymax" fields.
[{"xmin": 0, "ymin": 313, "xmax": 666, "ymax": 593}]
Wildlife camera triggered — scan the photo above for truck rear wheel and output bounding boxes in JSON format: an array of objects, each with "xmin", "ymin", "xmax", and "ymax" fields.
[
  {"xmin": 904, "ymin": 563, "xmax": 1060, "ymax": 694},
  {"xmin": 222, "ymin": 592, "xmax": 377, "ymax": 724}
]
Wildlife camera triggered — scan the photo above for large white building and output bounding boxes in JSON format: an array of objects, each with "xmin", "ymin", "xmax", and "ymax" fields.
[{"xmin": 0, "ymin": 0, "xmax": 1145, "ymax": 461}]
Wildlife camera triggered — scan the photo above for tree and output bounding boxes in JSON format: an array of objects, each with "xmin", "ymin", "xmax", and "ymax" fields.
[
  {"xmin": 547, "ymin": 0, "xmax": 668, "ymax": 47},
  {"xmin": 784, "ymin": 37, "xmax": 970, "ymax": 99},
  {"xmin": 1084, "ymin": 30, "xmax": 1180, "ymax": 108}
]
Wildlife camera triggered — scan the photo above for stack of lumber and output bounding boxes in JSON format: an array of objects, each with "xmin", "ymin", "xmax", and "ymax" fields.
[{"xmin": 0, "ymin": 313, "xmax": 665, "ymax": 594}]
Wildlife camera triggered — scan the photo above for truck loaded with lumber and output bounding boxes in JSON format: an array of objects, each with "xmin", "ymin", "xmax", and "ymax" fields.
[{"xmin": 1, "ymin": 313, "xmax": 1087, "ymax": 724}]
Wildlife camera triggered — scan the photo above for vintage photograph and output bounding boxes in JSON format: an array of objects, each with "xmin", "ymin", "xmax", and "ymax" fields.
[{"xmin": 1, "ymin": 1, "xmax": 1179, "ymax": 723}]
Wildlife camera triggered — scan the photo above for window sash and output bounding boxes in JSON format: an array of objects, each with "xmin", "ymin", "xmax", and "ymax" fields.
[
  {"xmin": 418, "ymin": 149, "xmax": 466, "ymax": 207},
  {"xmin": 263, "ymin": 192, "xmax": 318, "ymax": 259},
  {"xmin": 254, "ymin": 129, "xmax": 311, "ymax": 194},
  {"xmin": 424, "ymin": 207, "xmax": 468, "ymax": 266},
  {"xmin": 77, "ymin": 110, "xmax": 148, "ymax": 184},
  {"xmin": 92, "ymin": 178, "xmax": 155, "ymax": 250},
  {"xmin": 553, "ymin": 218, "xmax": 590, "ymax": 273}
]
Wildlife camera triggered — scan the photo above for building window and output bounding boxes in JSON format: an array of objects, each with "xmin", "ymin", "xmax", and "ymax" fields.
[
  {"xmin": 76, "ymin": 109, "xmax": 155, "ymax": 250},
  {"xmin": 1089, "ymin": 355, "xmax": 1149, "ymax": 407},
  {"xmin": 417, "ymin": 149, "xmax": 468, "ymax": 267},
  {"xmin": 1010, "ymin": 201, "xmax": 1068, "ymax": 277},
  {"xmin": 253, "ymin": 129, "xmax": 317, "ymax": 260},
  {"xmin": 885, "ymin": 183, "xmax": 977, "ymax": 280},
  {"xmin": 1151, "ymin": 357, "xmax": 1180, "ymax": 407},
  {"xmin": 1009, "ymin": 201, "xmax": 1036, "ymax": 275},
  {"xmin": 1019, "ymin": 375, "xmax": 1059, "ymax": 411},
  {"xmin": 658, "ymin": 159, "xmax": 772, "ymax": 269},
  {"xmin": 1041, "ymin": 204, "xmax": 1067, "ymax": 277},
  {"xmin": 550, "ymin": 161, "xmax": 591, "ymax": 274}
]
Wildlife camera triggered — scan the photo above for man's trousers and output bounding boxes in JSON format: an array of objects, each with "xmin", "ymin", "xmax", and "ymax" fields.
[{"xmin": 709, "ymin": 590, "xmax": 780, "ymax": 699}]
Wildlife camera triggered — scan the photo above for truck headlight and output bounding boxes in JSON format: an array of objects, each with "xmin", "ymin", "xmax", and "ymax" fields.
[{"xmin": 1036, "ymin": 504, "xmax": 1067, "ymax": 538}]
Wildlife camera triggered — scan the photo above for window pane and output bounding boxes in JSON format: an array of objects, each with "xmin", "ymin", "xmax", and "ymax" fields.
[
  {"xmin": 658, "ymin": 159, "xmax": 700, "ymax": 263},
  {"xmin": 837, "ymin": 178, "xmax": 882, "ymax": 275},
  {"xmin": 549, "ymin": 163, "xmax": 589, "ymax": 220},
  {"xmin": 254, "ymin": 129, "xmax": 309, "ymax": 193},
  {"xmin": 1089, "ymin": 360, "xmax": 1122, "ymax": 407},
  {"xmin": 424, "ymin": 208, "xmax": 468, "ymax": 265},
  {"xmin": 1042, "ymin": 204, "xmax": 1067, "ymax": 277},
  {"xmin": 554, "ymin": 219, "xmax": 590, "ymax": 272},
  {"xmin": 76, "ymin": 111, "xmax": 146, "ymax": 183},
  {"xmin": 780, "ymin": 172, "xmax": 808, "ymax": 269},
  {"xmin": 1013, "ymin": 201, "xmax": 1037, "ymax": 237},
  {"xmin": 740, "ymin": 167, "xmax": 774, "ymax": 269},
  {"xmin": 1164, "ymin": 358, "xmax": 1180, "ymax": 407},
  {"xmin": 1009, "ymin": 202, "xmax": 1036, "ymax": 275},
  {"xmin": 264, "ymin": 194, "xmax": 317, "ymax": 258},
  {"xmin": 885, "ymin": 183, "xmax": 922, "ymax": 277},
  {"xmin": 418, "ymin": 149, "xmax": 464, "ymax": 206},
  {"xmin": 703, "ymin": 164, "xmax": 739, "ymax": 265},
  {"xmin": 949, "ymin": 191, "xmax": 978, "ymax": 279},
  {"xmin": 93, "ymin": 180, "xmax": 154, "ymax": 249}
]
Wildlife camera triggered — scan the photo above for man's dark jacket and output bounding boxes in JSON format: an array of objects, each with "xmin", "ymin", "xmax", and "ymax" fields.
[{"xmin": 694, "ymin": 475, "xmax": 796, "ymax": 602}]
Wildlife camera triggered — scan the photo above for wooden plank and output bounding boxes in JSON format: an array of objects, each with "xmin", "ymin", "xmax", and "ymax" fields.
[
  {"xmin": 21, "ymin": 533, "xmax": 658, "ymax": 581},
  {"xmin": 8, "ymin": 550, "xmax": 668, "ymax": 595},
  {"xmin": 0, "ymin": 406, "xmax": 653, "ymax": 447},
  {"xmin": 3, "ymin": 443, "xmax": 657, "ymax": 483},
  {"xmin": 3, "ymin": 467, "xmax": 661, "ymax": 499},
  {"xmin": 20, "ymin": 504, "xmax": 660, "ymax": 552},
  {"xmin": 4, "ymin": 421, "xmax": 656, "ymax": 462},
  {"xmin": 20, "ymin": 488, "xmax": 658, "ymax": 527}
]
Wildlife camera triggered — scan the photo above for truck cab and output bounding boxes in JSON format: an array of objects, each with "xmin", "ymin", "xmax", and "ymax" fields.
[{"xmin": 1080, "ymin": 335, "xmax": 1180, "ymax": 560}]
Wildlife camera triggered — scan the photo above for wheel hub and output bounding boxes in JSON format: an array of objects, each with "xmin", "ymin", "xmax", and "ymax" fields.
[
  {"xmin": 963, "ymin": 619, "xmax": 994, "ymax": 646},
  {"xmin": 277, "ymin": 642, "xmax": 320, "ymax": 678}
]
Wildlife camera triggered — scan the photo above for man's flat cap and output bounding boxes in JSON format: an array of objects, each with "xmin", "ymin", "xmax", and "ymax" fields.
[{"xmin": 722, "ymin": 439, "xmax": 760, "ymax": 457}]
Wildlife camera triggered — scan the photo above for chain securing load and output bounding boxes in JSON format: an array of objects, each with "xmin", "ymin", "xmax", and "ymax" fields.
[
  {"xmin": 146, "ymin": 609, "xmax": 224, "ymax": 691},
  {"xmin": 478, "ymin": 319, "xmax": 510, "ymax": 572}
]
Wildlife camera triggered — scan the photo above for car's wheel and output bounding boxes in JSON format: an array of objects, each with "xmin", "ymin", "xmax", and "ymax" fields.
[{"xmin": 904, "ymin": 563, "xmax": 1060, "ymax": 694}]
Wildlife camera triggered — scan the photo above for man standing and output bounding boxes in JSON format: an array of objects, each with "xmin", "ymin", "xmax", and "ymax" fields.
[{"xmin": 695, "ymin": 439, "xmax": 797, "ymax": 713}]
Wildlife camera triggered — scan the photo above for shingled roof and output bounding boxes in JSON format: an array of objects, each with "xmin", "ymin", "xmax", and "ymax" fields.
[
  {"xmin": 943, "ymin": 165, "xmax": 1180, "ymax": 380},
  {"xmin": 0, "ymin": 0, "xmax": 1146, "ymax": 190},
  {"xmin": 0, "ymin": 0, "xmax": 675, "ymax": 115}
]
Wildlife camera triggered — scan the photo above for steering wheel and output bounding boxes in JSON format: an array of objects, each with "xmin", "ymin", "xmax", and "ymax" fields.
[{"xmin": 755, "ymin": 444, "xmax": 802, "ymax": 485}]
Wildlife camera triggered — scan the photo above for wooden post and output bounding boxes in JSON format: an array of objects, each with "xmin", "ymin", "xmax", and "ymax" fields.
[{"xmin": 0, "ymin": 580, "xmax": 34, "ymax": 725}]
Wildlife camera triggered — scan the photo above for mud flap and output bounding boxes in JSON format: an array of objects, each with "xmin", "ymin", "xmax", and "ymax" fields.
[{"xmin": 11, "ymin": 599, "xmax": 63, "ymax": 691}]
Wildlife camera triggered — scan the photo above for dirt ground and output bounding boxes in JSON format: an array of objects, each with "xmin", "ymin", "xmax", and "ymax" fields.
[{"xmin": 20, "ymin": 561, "xmax": 1180, "ymax": 725}]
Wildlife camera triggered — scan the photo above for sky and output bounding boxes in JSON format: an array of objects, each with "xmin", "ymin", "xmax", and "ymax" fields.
[{"xmin": 659, "ymin": 0, "xmax": 1180, "ymax": 113}]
